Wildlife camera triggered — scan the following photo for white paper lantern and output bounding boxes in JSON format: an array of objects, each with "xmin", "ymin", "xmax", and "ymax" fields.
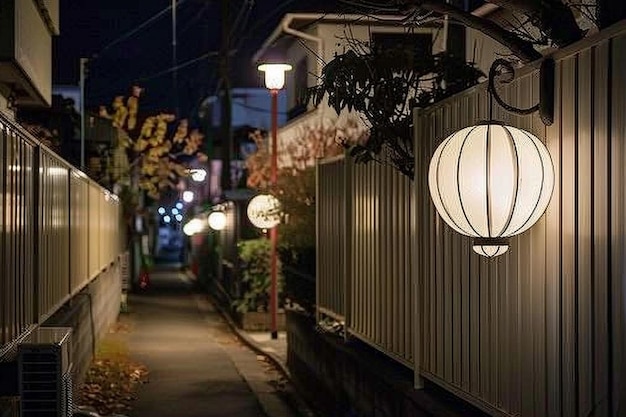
[
  {"xmin": 207, "ymin": 211, "xmax": 227, "ymax": 231},
  {"xmin": 428, "ymin": 122, "xmax": 554, "ymax": 258},
  {"xmin": 183, "ymin": 218, "xmax": 204, "ymax": 236},
  {"xmin": 247, "ymin": 194, "xmax": 281, "ymax": 229}
]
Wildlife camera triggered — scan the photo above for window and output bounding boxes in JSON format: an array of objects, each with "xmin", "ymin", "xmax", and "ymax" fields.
[{"xmin": 288, "ymin": 58, "xmax": 308, "ymax": 120}]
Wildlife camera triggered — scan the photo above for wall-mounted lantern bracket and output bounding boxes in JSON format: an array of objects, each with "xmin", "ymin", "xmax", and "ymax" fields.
[{"xmin": 487, "ymin": 58, "xmax": 555, "ymax": 126}]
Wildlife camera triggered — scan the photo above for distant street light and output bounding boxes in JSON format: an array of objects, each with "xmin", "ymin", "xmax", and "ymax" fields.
[
  {"xmin": 182, "ymin": 190, "xmax": 194, "ymax": 203},
  {"xmin": 158, "ymin": 207, "xmax": 166, "ymax": 215},
  {"xmin": 189, "ymin": 168, "xmax": 207, "ymax": 182},
  {"xmin": 257, "ymin": 50, "xmax": 291, "ymax": 340},
  {"xmin": 164, "ymin": 215, "xmax": 171, "ymax": 223}
]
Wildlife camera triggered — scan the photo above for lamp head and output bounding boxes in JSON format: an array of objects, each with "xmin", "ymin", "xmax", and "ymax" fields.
[{"xmin": 256, "ymin": 46, "xmax": 291, "ymax": 90}]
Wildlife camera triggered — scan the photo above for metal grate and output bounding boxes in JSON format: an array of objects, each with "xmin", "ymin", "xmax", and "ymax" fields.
[{"xmin": 18, "ymin": 328, "xmax": 73, "ymax": 417}]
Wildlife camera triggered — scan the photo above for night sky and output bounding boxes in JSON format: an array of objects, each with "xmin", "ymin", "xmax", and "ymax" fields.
[{"xmin": 54, "ymin": 0, "xmax": 344, "ymax": 118}]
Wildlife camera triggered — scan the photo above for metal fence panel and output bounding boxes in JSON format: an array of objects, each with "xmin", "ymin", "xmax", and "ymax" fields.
[
  {"xmin": 316, "ymin": 156, "xmax": 346, "ymax": 320},
  {"xmin": 37, "ymin": 149, "xmax": 70, "ymax": 323},
  {"xmin": 70, "ymin": 171, "xmax": 90, "ymax": 294},
  {"xmin": 413, "ymin": 28, "xmax": 626, "ymax": 417},
  {"xmin": 0, "ymin": 111, "xmax": 123, "ymax": 351},
  {"xmin": 348, "ymin": 156, "xmax": 414, "ymax": 366},
  {"xmin": 0, "ymin": 122, "xmax": 36, "ymax": 346}
]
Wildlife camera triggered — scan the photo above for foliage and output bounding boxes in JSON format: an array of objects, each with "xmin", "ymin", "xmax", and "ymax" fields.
[
  {"xmin": 346, "ymin": 0, "xmax": 595, "ymax": 62},
  {"xmin": 307, "ymin": 45, "xmax": 483, "ymax": 179},
  {"xmin": 245, "ymin": 117, "xmax": 366, "ymax": 249},
  {"xmin": 99, "ymin": 86, "xmax": 208, "ymax": 201},
  {"xmin": 233, "ymin": 238, "xmax": 283, "ymax": 313}
]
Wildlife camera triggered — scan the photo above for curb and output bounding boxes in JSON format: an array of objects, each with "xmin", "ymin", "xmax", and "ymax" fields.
[{"xmin": 199, "ymin": 290, "xmax": 317, "ymax": 417}]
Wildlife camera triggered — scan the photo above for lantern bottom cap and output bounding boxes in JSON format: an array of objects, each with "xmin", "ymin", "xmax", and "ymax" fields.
[{"xmin": 472, "ymin": 238, "xmax": 509, "ymax": 258}]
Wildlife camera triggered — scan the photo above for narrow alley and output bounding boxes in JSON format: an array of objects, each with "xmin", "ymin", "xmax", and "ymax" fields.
[{"xmin": 123, "ymin": 268, "xmax": 300, "ymax": 417}]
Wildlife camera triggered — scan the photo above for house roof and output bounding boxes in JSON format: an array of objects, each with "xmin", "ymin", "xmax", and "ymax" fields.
[{"xmin": 253, "ymin": 12, "xmax": 411, "ymax": 63}]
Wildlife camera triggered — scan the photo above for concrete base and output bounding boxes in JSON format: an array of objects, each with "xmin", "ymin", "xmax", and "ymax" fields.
[
  {"xmin": 286, "ymin": 311, "xmax": 490, "ymax": 417},
  {"xmin": 239, "ymin": 311, "xmax": 286, "ymax": 332}
]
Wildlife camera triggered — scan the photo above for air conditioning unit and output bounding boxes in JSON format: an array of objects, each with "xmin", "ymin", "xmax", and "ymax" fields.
[{"xmin": 18, "ymin": 328, "xmax": 73, "ymax": 417}]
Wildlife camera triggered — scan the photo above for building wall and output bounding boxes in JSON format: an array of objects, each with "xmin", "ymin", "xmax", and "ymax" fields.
[{"xmin": 14, "ymin": 0, "xmax": 53, "ymax": 104}]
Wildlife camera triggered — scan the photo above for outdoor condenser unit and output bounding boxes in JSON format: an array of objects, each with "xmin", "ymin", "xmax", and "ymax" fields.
[{"xmin": 18, "ymin": 328, "xmax": 73, "ymax": 417}]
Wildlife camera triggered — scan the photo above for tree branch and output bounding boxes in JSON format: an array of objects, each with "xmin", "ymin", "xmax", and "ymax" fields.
[
  {"xmin": 413, "ymin": 0, "xmax": 543, "ymax": 62},
  {"xmin": 484, "ymin": 0, "xmax": 583, "ymax": 47}
]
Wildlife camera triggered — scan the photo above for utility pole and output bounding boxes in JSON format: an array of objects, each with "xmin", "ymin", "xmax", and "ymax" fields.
[
  {"xmin": 172, "ymin": 0, "xmax": 179, "ymax": 116},
  {"xmin": 79, "ymin": 57, "xmax": 88, "ymax": 171},
  {"xmin": 219, "ymin": 0, "xmax": 232, "ymax": 194}
]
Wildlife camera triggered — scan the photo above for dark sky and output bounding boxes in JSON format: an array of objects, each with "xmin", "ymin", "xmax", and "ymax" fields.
[{"xmin": 54, "ymin": 0, "xmax": 343, "ymax": 118}]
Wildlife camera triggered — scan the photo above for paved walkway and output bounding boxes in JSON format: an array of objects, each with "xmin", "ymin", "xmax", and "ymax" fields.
[{"xmin": 126, "ymin": 268, "xmax": 299, "ymax": 417}]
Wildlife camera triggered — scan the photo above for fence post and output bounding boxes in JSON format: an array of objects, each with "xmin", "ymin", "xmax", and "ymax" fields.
[
  {"xmin": 343, "ymin": 153, "xmax": 352, "ymax": 341},
  {"xmin": 315, "ymin": 159, "xmax": 320, "ymax": 325},
  {"xmin": 32, "ymin": 146, "xmax": 41, "ymax": 323},
  {"xmin": 413, "ymin": 107, "xmax": 424, "ymax": 389}
]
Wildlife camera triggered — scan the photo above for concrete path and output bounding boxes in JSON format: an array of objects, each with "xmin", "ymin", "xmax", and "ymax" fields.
[{"xmin": 126, "ymin": 268, "xmax": 298, "ymax": 417}]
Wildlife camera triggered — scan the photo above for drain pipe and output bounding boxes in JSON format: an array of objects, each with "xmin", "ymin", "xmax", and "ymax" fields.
[
  {"xmin": 280, "ymin": 15, "xmax": 324, "ymax": 77},
  {"xmin": 253, "ymin": 14, "xmax": 325, "ymax": 78}
]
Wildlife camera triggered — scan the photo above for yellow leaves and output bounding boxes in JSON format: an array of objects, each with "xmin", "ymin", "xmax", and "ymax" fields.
[
  {"xmin": 127, "ymin": 96, "xmax": 138, "ymax": 130},
  {"xmin": 112, "ymin": 96, "xmax": 128, "ymax": 128},
  {"xmin": 173, "ymin": 119, "xmax": 188, "ymax": 144},
  {"xmin": 100, "ymin": 86, "xmax": 207, "ymax": 201},
  {"xmin": 182, "ymin": 129, "xmax": 203, "ymax": 155},
  {"xmin": 140, "ymin": 117, "xmax": 155, "ymax": 139}
]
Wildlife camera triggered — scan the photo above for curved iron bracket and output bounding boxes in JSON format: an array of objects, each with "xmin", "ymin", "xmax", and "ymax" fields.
[{"xmin": 488, "ymin": 58, "xmax": 555, "ymax": 126}]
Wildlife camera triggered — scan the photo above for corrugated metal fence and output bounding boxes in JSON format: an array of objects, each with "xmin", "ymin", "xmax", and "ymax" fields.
[
  {"xmin": 317, "ymin": 154, "xmax": 415, "ymax": 366},
  {"xmin": 317, "ymin": 21, "xmax": 626, "ymax": 417},
  {"xmin": 0, "ymin": 112, "xmax": 123, "ymax": 350}
]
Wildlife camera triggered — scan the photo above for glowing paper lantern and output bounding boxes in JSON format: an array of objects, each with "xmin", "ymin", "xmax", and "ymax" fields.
[
  {"xmin": 428, "ymin": 122, "xmax": 554, "ymax": 258},
  {"xmin": 183, "ymin": 219, "xmax": 204, "ymax": 236},
  {"xmin": 247, "ymin": 194, "xmax": 281, "ymax": 229},
  {"xmin": 207, "ymin": 211, "xmax": 227, "ymax": 231}
]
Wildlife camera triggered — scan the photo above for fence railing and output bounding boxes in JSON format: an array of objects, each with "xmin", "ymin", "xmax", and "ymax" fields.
[
  {"xmin": 0, "ymin": 112, "xmax": 123, "ymax": 350},
  {"xmin": 316, "ymin": 20, "xmax": 626, "ymax": 417}
]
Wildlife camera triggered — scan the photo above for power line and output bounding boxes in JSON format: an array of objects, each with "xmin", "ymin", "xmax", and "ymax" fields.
[
  {"xmin": 94, "ymin": 0, "xmax": 189, "ymax": 60},
  {"xmin": 135, "ymin": 50, "xmax": 224, "ymax": 83}
]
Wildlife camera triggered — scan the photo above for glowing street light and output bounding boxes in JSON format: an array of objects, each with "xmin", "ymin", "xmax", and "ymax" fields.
[
  {"xmin": 158, "ymin": 207, "xmax": 166, "ymax": 215},
  {"xmin": 189, "ymin": 168, "xmax": 207, "ymax": 182},
  {"xmin": 257, "ymin": 49, "xmax": 291, "ymax": 340},
  {"xmin": 163, "ymin": 215, "xmax": 171, "ymax": 223},
  {"xmin": 182, "ymin": 190, "xmax": 194, "ymax": 203},
  {"xmin": 176, "ymin": 202, "xmax": 183, "ymax": 210},
  {"xmin": 175, "ymin": 214, "xmax": 183, "ymax": 222}
]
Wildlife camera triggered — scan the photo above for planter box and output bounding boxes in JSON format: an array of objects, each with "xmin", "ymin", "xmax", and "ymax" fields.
[{"xmin": 239, "ymin": 310, "xmax": 286, "ymax": 331}]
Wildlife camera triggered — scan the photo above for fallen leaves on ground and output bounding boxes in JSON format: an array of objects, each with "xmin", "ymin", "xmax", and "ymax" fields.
[{"xmin": 77, "ymin": 324, "xmax": 148, "ymax": 415}]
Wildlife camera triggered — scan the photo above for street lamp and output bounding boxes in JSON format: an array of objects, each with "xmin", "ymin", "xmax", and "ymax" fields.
[{"xmin": 257, "ymin": 50, "xmax": 291, "ymax": 339}]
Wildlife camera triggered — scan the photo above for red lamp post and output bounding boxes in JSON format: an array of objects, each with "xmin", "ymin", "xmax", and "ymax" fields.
[{"xmin": 257, "ymin": 59, "xmax": 291, "ymax": 339}]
